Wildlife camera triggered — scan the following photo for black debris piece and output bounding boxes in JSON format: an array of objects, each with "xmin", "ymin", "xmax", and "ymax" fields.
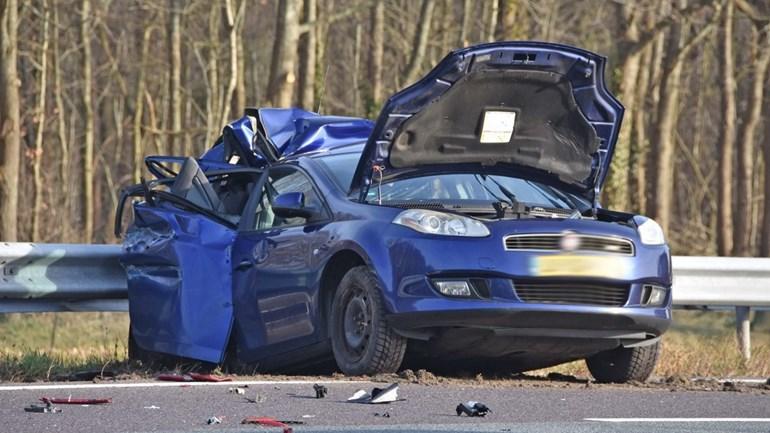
[
  {"xmin": 374, "ymin": 412, "xmax": 391, "ymax": 418},
  {"xmin": 456, "ymin": 401, "xmax": 491, "ymax": 417},
  {"xmin": 24, "ymin": 402, "xmax": 61, "ymax": 414},
  {"xmin": 313, "ymin": 383, "xmax": 328, "ymax": 399}
]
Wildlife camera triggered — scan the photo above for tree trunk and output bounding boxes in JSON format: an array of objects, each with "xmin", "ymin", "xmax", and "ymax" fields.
[
  {"xmin": 717, "ymin": 0, "xmax": 736, "ymax": 256},
  {"xmin": 81, "ymin": 0, "xmax": 95, "ymax": 243},
  {"xmin": 459, "ymin": 0, "xmax": 471, "ymax": 47},
  {"xmin": 630, "ymin": 41, "xmax": 652, "ymax": 214},
  {"xmin": 368, "ymin": 0, "xmax": 384, "ymax": 114},
  {"xmin": 0, "ymin": 0, "xmax": 20, "ymax": 241},
  {"xmin": 219, "ymin": 0, "xmax": 242, "ymax": 127},
  {"xmin": 52, "ymin": 1, "xmax": 70, "ymax": 241},
  {"xmin": 133, "ymin": 24, "xmax": 153, "ymax": 184},
  {"xmin": 32, "ymin": 0, "xmax": 50, "ymax": 241},
  {"xmin": 168, "ymin": 0, "xmax": 183, "ymax": 155},
  {"xmin": 604, "ymin": 3, "xmax": 641, "ymax": 212},
  {"xmin": 496, "ymin": 0, "xmax": 527, "ymax": 40},
  {"xmin": 486, "ymin": 0, "xmax": 499, "ymax": 42},
  {"xmin": 403, "ymin": 0, "xmax": 435, "ymax": 84},
  {"xmin": 267, "ymin": 0, "xmax": 301, "ymax": 107},
  {"xmin": 762, "ymin": 95, "xmax": 770, "ymax": 256},
  {"xmin": 298, "ymin": 0, "xmax": 317, "ymax": 110},
  {"xmin": 652, "ymin": 19, "xmax": 690, "ymax": 236},
  {"xmin": 733, "ymin": 28, "xmax": 770, "ymax": 256}
]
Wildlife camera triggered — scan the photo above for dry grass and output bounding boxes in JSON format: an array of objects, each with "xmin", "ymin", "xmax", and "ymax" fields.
[{"xmin": 1, "ymin": 310, "xmax": 768, "ymax": 382}]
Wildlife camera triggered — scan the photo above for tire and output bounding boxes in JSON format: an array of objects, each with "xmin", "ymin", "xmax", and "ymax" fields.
[
  {"xmin": 585, "ymin": 341, "xmax": 661, "ymax": 383},
  {"xmin": 329, "ymin": 266, "xmax": 407, "ymax": 376}
]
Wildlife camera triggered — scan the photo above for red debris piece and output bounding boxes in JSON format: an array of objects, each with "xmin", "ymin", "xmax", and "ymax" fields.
[
  {"xmin": 156, "ymin": 373, "xmax": 193, "ymax": 382},
  {"xmin": 156, "ymin": 372, "xmax": 232, "ymax": 382},
  {"xmin": 241, "ymin": 417, "xmax": 292, "ymax": 433},
  {"xmin": 40, "ymin": 397, "xmax": 112, "ymax": 405}
]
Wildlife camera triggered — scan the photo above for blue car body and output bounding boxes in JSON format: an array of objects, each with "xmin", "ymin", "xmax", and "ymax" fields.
[{"xmin": 118, "ymin": 42, "xmax": 671, "ymax": 374}]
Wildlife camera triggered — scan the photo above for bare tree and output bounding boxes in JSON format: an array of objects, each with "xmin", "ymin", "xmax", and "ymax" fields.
[
  {"xmin": 733, "ymin": 25, "xmax": 770, "ymax": 256},
  {"xmin": 267, "ymin": 0, "xmax": 301, "ymax": 107},
  {"xmin": 32, "ymin": 0, "xmax": 50, "ymax": 241},
  {"xmin": 81, "ymin": 0, "xmax": 94, "ymax": 243},
  {"xmin": 0, "ymin": 0, "xmax": 20, "ymax": 241},
  {"xmin": 403, "ymin": 0, "xmax": 435, "ymax": 84},
  {"xmin": 368, "ymin": 0, "xmax": 384, "ymax": 114},
  {"xmin": 168, "ymin": 0, "xmax": 183, "ymax": 155},
  {"xmin": 717, "ymin": 0, "xmax": 736, "ymax": 256},
  {"xmin": 298, "ymin": 0, "xmax": 317, "ymax": 110}
]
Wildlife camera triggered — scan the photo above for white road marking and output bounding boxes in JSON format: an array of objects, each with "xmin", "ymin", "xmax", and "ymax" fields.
[
  {"xmin": 586, "ymin": 418, "xmax": 770, "ymax": 423},
  {"xmin": 0, "ymin": 379, "xmax": 371, "ymax": 392}
]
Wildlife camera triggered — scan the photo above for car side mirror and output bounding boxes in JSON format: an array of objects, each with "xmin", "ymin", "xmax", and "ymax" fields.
[{"xmin": 272, "ymin": 192, "xmax": 314, "ymax": 219}]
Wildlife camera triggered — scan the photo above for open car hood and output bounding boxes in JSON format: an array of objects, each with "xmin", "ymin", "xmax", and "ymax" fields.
[{"xmin": 352, "ymin": 41, "xmax": 623, "ymax": 202}]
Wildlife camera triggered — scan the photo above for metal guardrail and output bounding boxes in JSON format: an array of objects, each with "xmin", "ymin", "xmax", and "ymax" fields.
[
  {"xmin": 0, "ymin": 243, "xmax": 127, "ymax": 313},
  {"xmin": 0, "ymin": 244, "xmax": 767, "ymax": 359}
]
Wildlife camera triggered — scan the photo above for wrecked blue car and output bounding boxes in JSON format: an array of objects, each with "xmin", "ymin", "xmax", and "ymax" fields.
[{"xmin": 116, "ymin": 42, "xmax": 671, "ymax": 383}]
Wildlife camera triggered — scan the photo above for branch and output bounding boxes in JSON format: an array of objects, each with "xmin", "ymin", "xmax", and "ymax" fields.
[
  {"xmin": 624, "ymin": 0, "xmax": 719, "ymax": 61},
  {"xmin": 735, "ymin": 0, "xmax": 770, "ymax": 25},
  {"xmin": 297, "ymin": 0, "xmax": 375, "ymax": 34}
]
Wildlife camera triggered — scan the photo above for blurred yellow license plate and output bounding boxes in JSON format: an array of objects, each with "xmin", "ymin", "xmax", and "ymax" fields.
[{"xmin": 530, "ymin": 255, "xmax": 629, "ymax": 279}]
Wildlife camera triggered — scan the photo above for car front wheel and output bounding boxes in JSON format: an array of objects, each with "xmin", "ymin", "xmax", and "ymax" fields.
[
  {"xmin": 329, "ymin": 266, "xmax": 406, "ymax": 376},
  {"xmin": 585, "ymin": 341, "xmax": 661, "ymax": 383}
]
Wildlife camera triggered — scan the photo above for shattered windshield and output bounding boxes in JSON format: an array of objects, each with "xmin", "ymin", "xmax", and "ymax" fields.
[{"xmin": 365, "ymin": 173, "xmax": 589, "ymax": 210}]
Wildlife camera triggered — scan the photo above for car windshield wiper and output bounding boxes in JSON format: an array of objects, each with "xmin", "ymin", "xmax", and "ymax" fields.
[{"xmin": 476, "ymin": 175, "xmax": 526, "ymax": 218}]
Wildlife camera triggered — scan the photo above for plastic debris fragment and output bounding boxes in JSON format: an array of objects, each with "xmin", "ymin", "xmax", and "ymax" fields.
[
  {"xmin": 24, "ymin": 402, "xmax": 61, "ymax": 413},
  {"xmin": 228, "ymin": 387, "xmax": 246, "ymax": 395},
  {"xmin": 347, "ymin": 383, "xmax": 399, "ymax": 404},
  {"xmin": 456, "ymin": 401, "xmax": 491, "ymax": 417},
  {"xmin": 313, "ymin": 384, "xmax": 328, "ymax": 398},
  {"xmin": 206, "ymin": 416, "xmax": 222, "ymax": 425}
]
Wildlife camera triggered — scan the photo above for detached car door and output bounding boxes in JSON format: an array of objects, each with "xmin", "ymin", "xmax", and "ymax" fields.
[
  {"xmin": 232, "ymin": 165, "xmax": 331, "ymax": 363},
  {"xmin": 119, "ymin": 157, "xmax": 260, "ymax": 363}
]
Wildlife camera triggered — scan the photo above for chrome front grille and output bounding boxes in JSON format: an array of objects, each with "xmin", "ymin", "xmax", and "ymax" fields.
[
  {"xmin": 503, "ymin": 233, "xmax": 634, "ymax": 256},
  {"xmin": 513, "ymin": 280, "xmax": 630, "ymax": 307}
]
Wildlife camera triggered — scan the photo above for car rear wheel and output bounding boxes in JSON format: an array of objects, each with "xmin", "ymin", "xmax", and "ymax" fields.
[
  {"xmin": 329, "ymin": 266, "xmax": 406, "ymax": 376},
  {"xmin": 585, "ymin": 341, "xmax": 661, "ymax": 383}
]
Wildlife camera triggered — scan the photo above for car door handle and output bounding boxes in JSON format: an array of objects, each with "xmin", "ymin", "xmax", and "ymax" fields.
[{"xmin": 235, "ymin": 259, "xmax": 254, "ymax": 270}]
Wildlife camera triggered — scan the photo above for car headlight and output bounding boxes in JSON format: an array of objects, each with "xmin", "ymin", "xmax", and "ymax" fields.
[
  {"xmin": 634, "ymin": 216, "xmax": 665, "ymax": 245},
  {"xmin": 392, "ymin": 209, "xmax": 490, "ymax": 237}
]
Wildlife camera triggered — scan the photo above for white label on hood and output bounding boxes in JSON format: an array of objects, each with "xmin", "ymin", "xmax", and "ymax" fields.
[{"xmin": 480, "ymin": 111, "xmax": 516, "ymax": 143}]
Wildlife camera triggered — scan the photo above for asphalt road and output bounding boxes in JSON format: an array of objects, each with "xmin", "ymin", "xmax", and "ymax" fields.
[{"xmin": 2, "ymin": 379, "xmax": 769, "ymax": 433}]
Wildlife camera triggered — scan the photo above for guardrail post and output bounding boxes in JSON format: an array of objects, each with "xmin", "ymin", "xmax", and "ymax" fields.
[{"xmin": 735, "ymin": 306, "xmax": 751, "ymax": 361}]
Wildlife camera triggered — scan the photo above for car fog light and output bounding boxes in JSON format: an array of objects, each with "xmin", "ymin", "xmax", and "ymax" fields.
[
  {"xmin": 642, "ymin": 284, "xmax": 667, "ymax": 306},
  {"xmin": 434, "ymin": 280, "xmax": 472, "ymax": 297}
]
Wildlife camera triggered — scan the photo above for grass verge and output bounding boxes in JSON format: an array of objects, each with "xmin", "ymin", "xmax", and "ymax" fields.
[{"xmin": 0, "ymin": 310, "xmax": 768, "ymax": 382}]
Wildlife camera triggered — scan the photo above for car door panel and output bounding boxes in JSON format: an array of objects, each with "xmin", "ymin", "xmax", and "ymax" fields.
[
  {"xmin": 232, "ymin": 167, "xmax": 330, "ymax": 364},
  {"xmin": 123, "ymin": 204, "xmax": 236, "ymax": 363}
]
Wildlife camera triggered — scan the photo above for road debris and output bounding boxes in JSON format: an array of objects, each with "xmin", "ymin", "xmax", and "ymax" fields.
[
  {"xmin": 40, "ymin": 397, "xmax": 111, "ymax": 405},
  {"xmin": 206, "ymin": 416, "xmax": 222, "ymax": 425},
  {"xmin": 301, "ymin": 415, "xmax": 315, "ymax": 419},
  {"xmin": 24, "ymin": 402, "xmax": 61, "ymax": 413},
  {"xmin": 456, "ymin": 401, "xmax": 491, "ymax": 417},
  {"xmin": 245, "ymin": 394, "xmax": 266, "ymax": 404},
  {"xmin": 156, "ymin": 372, "xmax": 232, "ymax": 382},
  {"xmin": 347, "ymin": 383, "xmax": 399, "ymax": 404},
  {"xmin": 143, "ymin": 405, "xmax": 160, "ymax": 410},
  {"xmin": 313, "ymin": 383, "xmax": 328, "ymax": 398},
  {"xmin": 241, "ymin": 417, "xmax": 299, "ymax": 433},
  {"xmin": 228, "ymin": 387, "xmax": 246, "ymax": 395},
  {"xmin": 374, "ymin": 412, "xmax": 391, "ymax": 418}
]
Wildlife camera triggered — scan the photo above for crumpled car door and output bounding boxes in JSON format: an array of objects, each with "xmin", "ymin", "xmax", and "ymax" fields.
[{"xmin": 119, "ymin": 158, "xmax": 252, "ymax": 363}]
